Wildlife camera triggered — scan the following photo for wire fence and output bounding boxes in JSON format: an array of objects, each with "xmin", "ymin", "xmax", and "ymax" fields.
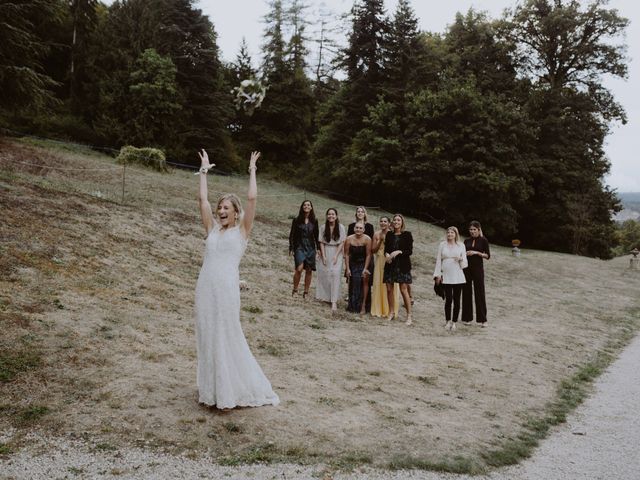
[{"xmin": 0, "ymin": 128, "xmax": 446, "ymax": 236}]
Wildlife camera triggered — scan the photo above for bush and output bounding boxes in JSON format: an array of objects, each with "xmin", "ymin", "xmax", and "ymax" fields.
[
  {"xmin": 116, "ymin": 145, "xmax": 168, "ymax": 172},
  {"xmin": 612, "ymin": 219, "xmax": 640, "ymax": 256},
  {"xmin": 0, "ymin": 112, "xmax": 102, "ymax": 146}
]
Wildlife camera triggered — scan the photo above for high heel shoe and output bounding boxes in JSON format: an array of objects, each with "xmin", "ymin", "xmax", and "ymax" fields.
[
  {"xmin": 303, "ymin": 291, "xmax": 309, "ymax": 300},
  {"xmin": 387, "ymin": 313, "xmax": 395, "ymax": 321},
  {"xmin": 445, "ymin": 320, "xmax": 452, "ymax": 331},
  {"xmin": 292, "ymin": 289, "xmax": 298, "ymax": 297}
]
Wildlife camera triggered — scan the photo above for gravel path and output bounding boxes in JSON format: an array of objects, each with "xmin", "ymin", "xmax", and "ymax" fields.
[{"xmin": 3, "ymin": 333, "xmax": 640, "ymax": 480}]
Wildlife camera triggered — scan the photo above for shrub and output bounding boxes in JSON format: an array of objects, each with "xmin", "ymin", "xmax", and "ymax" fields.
[{"xmin": 116, "ymin": 145, "xmax": 168, "ymax": 172}]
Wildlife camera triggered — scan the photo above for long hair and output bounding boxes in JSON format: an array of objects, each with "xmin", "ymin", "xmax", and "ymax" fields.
[
  {"xmin": 445, "ymin": 226, "xmax": 462, "ymax": 244},
  {"xmin": 355, "ymin": 206, "xmax": 368, "ymax": 223},
  {"xmin": 392, "ymin": 213, "xmax": 405, "ymax": 232},
  {"xmin": 295, "ymin": 200, "xmax": 316, "ymax": 224},
  {"xmin": 324, "ymin": 208, "xmax": 341, "ymax": 242},
  {"xmin": 216, "ymin": 193, "xmax": 243, "ymax": 224},
  {"xmin": 469, "ymin": 220, "xmax": 484, "ymax": 238}
]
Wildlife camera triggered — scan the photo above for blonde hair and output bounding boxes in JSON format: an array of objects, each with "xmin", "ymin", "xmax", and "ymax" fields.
[
  {"xmin": 355, "ymin": 206, "xmax": 368, "ymax": 222},
  {"xmin": 446, "ymin": 226, "xmax": 461, "ymax": 244},
  {"xmin": 216, "ymin": 193, "xmax": 243, "ymax": 225}
]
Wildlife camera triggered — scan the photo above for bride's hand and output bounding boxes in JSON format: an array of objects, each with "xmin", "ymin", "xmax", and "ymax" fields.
[
  {"xmin": 249, "ymin": 151, "xmax": 260, "ymax": 170},
  {"xmin": 198, "ymin": 149, "xmax": 215, "ymax": 169}
]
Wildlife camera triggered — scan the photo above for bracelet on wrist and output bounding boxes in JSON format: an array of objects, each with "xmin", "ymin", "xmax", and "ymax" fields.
[
  {"xmin": 248, "ymin": 166, "xmax": 257, "ymax": 173},
  {"xmin": 199, "ymin": 166, "xmax": 208, "ymax": 174}
]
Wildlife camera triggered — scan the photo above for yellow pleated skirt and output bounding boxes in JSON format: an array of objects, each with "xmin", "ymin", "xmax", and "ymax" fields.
[{"xmin": 371, "ymin": 247, "xmax": 400, "ymax": 317}]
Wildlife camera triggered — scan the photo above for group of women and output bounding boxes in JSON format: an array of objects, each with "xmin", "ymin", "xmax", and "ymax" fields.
[
  {"xmin": 288, "ymin": 203, "xmax": 415, "ymax": 323},
  {"xmin": 289, "ymin": 201, "xmax": 490, "ymax": 330},
  {"xmin": 194, "ymin": 150, "xmax": 489, "ymax": 410}
]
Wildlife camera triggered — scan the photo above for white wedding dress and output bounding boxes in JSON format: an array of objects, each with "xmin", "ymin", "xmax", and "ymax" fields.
[{"xmin": 195, "ymin": 224, "xmax": 279, "ymax": 408}]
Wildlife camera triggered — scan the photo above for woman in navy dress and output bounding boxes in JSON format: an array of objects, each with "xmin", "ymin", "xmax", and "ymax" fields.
[{"xmin": 289, "ymin": 200, "xmax": 320, "ymax": 298}]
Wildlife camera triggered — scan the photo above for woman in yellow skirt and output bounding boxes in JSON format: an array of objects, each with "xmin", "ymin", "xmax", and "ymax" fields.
[{"xmin": 370, "ymin": 216, "xmax": 400, "ymax": 317}]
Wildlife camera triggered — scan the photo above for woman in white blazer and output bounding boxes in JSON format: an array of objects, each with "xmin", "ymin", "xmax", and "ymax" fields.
[{"xmin": 433, "ymin": 226, "xmax": 468, "ymax": 331}]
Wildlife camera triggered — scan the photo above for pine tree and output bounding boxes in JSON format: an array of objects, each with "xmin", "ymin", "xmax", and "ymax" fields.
[
  {"xmin": 228, "ymin": 39, "xmax": 258, "ymax": 161},
  {"xmin": 311, "ymin": 0, "xmax": 389, "ymax": 190},
  {"xmin": 69, "ymin": 0, "xmax": 99, "ymax": 110},
  {"xmin": 250, "ymin": 0, "xmax": 314, "ymax": 173},
  {"xmin": 382, "ymin": 0, "xmax": 425, "ymax": 103},
  {"xmin": 156, "ymin": 0, "xmax": 234, "ymax": 166},
  {"xmin": 0, "ymin": 0, "xmax": 63, "ymax": 112}
]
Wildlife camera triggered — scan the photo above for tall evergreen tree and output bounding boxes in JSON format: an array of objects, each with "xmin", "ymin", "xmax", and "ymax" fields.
[
  {"xmin": 311, "ymin": 0, "xmax": 389, "ymax": 190},
  {"xmin": 230, "ymin": 38, "xmax": 257, "ymax": 85},
  {"xmin": 227, "ymin": 39, "xmax": 258, "ymax": 160},
  {"xmin": 84, "ymin": 0, "xmax": 233, "ymax": 165},
  {"xmin": 382, "ymin": 0, "xmax": 425, "ymax": 102},
  {"xmin": 69, "ymin": 0, "xmax": 99, "ymax": 111},
  {"xmin": 124, "ymin": 48, "xmax": 181, "ymax": 147},
  {"xmin": 156, "ymin": 0, "xmax": 234, "ymax": 166},
  {"xmin": 251, "ymin": 0, "xmax": 314, "ymax": 173},
  {"xmin": 0, "ymin": 0, "xmax": 63, "ymax": 113}
]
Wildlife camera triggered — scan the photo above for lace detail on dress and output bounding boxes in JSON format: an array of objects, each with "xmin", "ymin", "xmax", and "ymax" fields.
[{"xmin": 194, "ymin": 225, "xmax": 279, "ymax": 408}]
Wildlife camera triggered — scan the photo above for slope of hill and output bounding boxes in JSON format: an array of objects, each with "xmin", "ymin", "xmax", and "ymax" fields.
[{"xmin": 1, "ymin": 137, "xmax": 639, "ymax": 474}]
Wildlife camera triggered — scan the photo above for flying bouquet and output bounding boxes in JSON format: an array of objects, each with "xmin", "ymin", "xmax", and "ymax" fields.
[{"xmin": 232, "ymin": 79, "xmax": 267, "ymax": 116}]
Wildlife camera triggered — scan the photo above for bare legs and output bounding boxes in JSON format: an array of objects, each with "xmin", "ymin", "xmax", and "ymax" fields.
[
  {"xmin": 400, "ymin": 283, "xmax": 412, "ymax": 325},
  {"xmin": 359, "ymin": 272, "xmax": 370, "ymax": 314},
  {"xmin": 385, "ymin": 283, "xmax": 396, "ymax": 320},
  {"xmin": 293, "ymin": 264, "xmax": 312, "ymax": 298}
]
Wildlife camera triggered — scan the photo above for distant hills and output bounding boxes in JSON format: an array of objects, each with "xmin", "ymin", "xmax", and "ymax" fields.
[{"xmin": 616, "ymin": 192, "xmax": 640, "ymax": 222}]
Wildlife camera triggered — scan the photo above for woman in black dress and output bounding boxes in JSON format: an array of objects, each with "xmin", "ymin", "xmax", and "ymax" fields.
[
  {"xmin": 462, "ymin": 220, "xmax": 490, "ymax": 326},
  {"xmin": 384, "ymin": 214, "xmax": 413, "ymax": 325},
  {"xmin": 288, "ymin": 200, "xmax": 320, "ymax": 298},
  {"xmin": 346, "ymin": 206, "xmax": 374, "ymax": 309},
  {"xmin": 344, "ymin": 221, "xmax": 372, "ymax": 313}
]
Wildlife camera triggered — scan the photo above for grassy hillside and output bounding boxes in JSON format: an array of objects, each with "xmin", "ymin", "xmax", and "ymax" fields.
[{"xmin": 1, "ymin": 136, "xmax": 640, "ymax": 474}]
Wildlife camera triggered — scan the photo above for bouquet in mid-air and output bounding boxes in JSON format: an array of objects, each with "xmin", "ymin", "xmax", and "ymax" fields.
[{"xmin": 232, "ymin": 79, "xmax": 267, "ymax": 116}]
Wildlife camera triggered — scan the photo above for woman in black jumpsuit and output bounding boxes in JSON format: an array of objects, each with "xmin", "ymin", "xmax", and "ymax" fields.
[{"xmin": 462, "ymin": 220, "xmax": 490, "ymax": 326}]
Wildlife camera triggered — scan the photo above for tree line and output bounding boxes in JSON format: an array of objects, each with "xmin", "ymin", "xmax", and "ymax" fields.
[{"xmin": 0, "ymin": 0, "xmax": 629, "ymax": 258}]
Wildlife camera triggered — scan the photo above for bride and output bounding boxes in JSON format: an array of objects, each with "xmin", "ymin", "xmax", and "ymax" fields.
[{"xmin": 194, "ymin": 149, "xmax": 279, "ymax": 409}]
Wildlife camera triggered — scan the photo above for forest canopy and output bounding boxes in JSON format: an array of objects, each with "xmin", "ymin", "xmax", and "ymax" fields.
[{"xmin": 0, "ymin": 0, "xmax": 629, "ymax": 257}]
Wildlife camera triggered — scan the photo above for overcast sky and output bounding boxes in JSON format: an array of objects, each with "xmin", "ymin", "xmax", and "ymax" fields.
[{"xmin": 202, "ymin": 0, "xmax": 639, "ymax": 192}]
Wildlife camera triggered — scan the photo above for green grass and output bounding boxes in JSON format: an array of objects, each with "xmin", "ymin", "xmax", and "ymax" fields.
[
  {"xmin": 329, "ymin": 451, "xmax": 373, "ymax": 470},
  {"xmin": 481, "ymin": 309, "xmax": 640, "ymax": 469},
  {"xmin": 389, "ymin": 454, "xmax": 483, "ymax": 474},
  {"xmin": 17, "ymin": 405, "xmax": 50, "ymax": 424},
  {"xmin": 223, "ymin": 421, "xmax": 243, "ymax": 433},
  {"xmin": 242, "ymin": 305, "xmax": 263, "ymax": 314},
  {"xmin": 0, "ymin": 349, "xmax": 41, "ymax": 382},
  {"xmin": 218, "ymin": 442, "xmax": 322, "ymax": 466}
]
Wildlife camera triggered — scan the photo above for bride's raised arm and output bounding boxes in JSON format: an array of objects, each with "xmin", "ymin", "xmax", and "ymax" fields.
[
  {"xmin": 197, "ymin": 149, "xmax": 215, "ymax": 235},
  {"xmin": 242, "ymin": 151, "xmax": 260, "ymax": 238}
]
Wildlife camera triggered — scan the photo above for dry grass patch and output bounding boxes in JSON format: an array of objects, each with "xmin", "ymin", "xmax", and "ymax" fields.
[{"xmin": 1, "ymin": 136, "xmax": 640, "ymax": 473}]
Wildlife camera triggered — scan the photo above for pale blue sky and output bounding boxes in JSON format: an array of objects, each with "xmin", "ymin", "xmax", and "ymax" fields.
[{"xmin": 202, "ymin": 0, "xmax": 639, "ymax": 192}]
